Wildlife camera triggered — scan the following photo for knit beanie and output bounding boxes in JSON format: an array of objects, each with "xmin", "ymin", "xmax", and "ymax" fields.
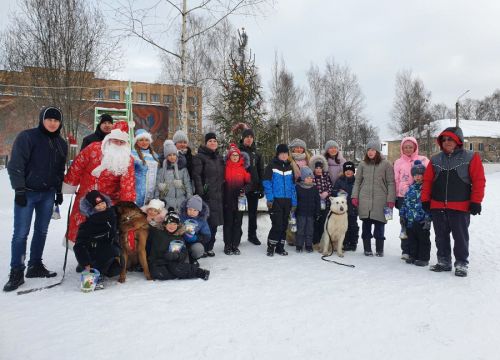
[
  {"xmin": 134, "ymin": 129, "xmax": 153, "ymax": 145},
  {"xmin": 186, "ymin": 195, "xmax": 203, "ymax": 212},
  {"xmin": 163, "ymin": 139, "xmax": 177, "ymax": 157},
  {"xmin": 173, "ymin": 130, "xmax": 189, "ymax": 144},
  {"xmin": 366, "ymin": 141, "xmax": 380, "ymax": 152},
  {"xmin": 85, "ymin": 190, "xmax": 106, "ymax": 208},
  {"xmin": 242, "ymin": 128, "xmax": 254, "ymax": 139},
  {"xmin": 411, "ymin": 160, "xmax": 426, "ymax": 176},
  {"xmin": 343, "ymin": 161, "xmax": 355, "ymax": 173},
  {"xmin": 289, "ymin": 138, "xmax": 307, "ymax": 151},
  {"xmin": 300, "ymin": 166, "xmax": 314, "ymax": 180},
  {"xmin": 164, "ymin": 208, "xmax": 180, "ymax": 225},
  {"xmin": 314, "ymin": 161, "xmax": 323, "ymax": 169},
  {"xmin": 276, "ymin": 144, "xmax": 289, "ymax": 156},
  {"xmin": 40, "ymin": 106, "xmax": 62, "ymax": 122},
  {"xmin": 324, "ymin": 140, "xmax": 339, "ymax": 152},
  {"xmin": 99, "ymin": 113, "xmax": 114, "ymax": 125},
  {"xmin": 205, "ymin": 132, "xmax": 217, "ymax": 144}
]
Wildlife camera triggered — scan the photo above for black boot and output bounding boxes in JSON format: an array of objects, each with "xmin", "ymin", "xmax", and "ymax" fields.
[
  {"xmin": 3, "ymin": 268, "xmax": 25, "ymax": 292},
  {"xmin": 275, "ymin": 240, "xmax": 288, "ymax": 256},
  {"xmin": 196, "ymin": 268, "xmax": 210, "ymax": 281},
  {"xmin": 248, "ymin": 235, "xmax": 261, "ymax": 245},
  {"xmin": 375, "ymin": 238, "xmax": 384, "ymax": 257},
  {"xmin": 26, "ymin": 263, "xmax": 57, "ymax": 278},
  {"xmin": 363, "ymin": 238, "xmax": 373, "ymax": 256},
  {"xmin": 267, "ymin": 239, "xmax": 277, "ymax": 257}
]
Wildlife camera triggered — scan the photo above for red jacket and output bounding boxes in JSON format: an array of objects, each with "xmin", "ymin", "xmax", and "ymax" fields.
[{"xmin": 224, "ymin": 154, "xmax": 251, "ymax": 211}]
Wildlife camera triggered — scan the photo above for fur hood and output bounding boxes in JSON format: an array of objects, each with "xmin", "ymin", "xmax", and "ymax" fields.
[
  {"xmin": 225, "ymin": 151, "xmax": 250, "ymax": 169},
  {"xmin": 179, "ymin": 197, "xmax": 210, "ymax": 221},
  {"xmin": 79, "ymin": 193, "xmax": 113, "ymax": 217},
  {"xmin": 309, "ymin": 154, "xmax": 328, "ymax": 172}
]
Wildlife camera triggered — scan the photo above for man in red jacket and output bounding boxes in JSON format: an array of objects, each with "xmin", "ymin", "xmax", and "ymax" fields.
[{"xmin": 421, "ymin": 126, "xmax": 485, "ymax": 277}]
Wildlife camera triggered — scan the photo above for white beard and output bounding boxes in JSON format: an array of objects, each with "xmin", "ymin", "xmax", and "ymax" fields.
[{"xmin": 92, "ymin": 143, "xmax": 131, "ymax": 177}]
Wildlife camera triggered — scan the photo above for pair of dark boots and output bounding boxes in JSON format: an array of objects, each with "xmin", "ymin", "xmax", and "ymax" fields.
[
  {"xmin": 3, "ymin": 263, "xmax": 57, "ymax": 292},
  {"xmin": 267, "ymin": 240, "xmax": 288, "ymax": 257},
  {"xmin": 195, "ymin": 268, "xmax": 210, "ymax": 281},
  {"xmin": 363, "ymin": 238, "xmax": 384, "ymax": 257}
]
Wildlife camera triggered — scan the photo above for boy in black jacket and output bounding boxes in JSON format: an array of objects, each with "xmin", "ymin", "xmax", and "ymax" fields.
[
  {"xmin": 74, "ymin": 190, "xmax": 121, "ymax": 289},
  {"xmin": 332, "ymin": 162, "xmax": 359, "ymax": 251},
  {"xmin": 295, "ymin": 167, "xmax": 320, "ymax": 253},
  {"xmin": 148, "ymin": 209, "xmax": 210, "ymax": 281}
]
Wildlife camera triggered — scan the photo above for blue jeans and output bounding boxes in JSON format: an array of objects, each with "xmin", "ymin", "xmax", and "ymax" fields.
[{"xmin": 10, "ymin": 190, "xmax": 55, "ymax": 270}]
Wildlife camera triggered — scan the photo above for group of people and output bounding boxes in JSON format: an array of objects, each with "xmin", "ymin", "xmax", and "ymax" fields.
[{"xmin": 3, "ymin": 105, "xmax": 486, "ymax": 292}]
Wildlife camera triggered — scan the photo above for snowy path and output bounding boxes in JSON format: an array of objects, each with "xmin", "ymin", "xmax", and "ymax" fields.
[{"xmin": 1, "ymin": 169, "xmax": 499, "ymax": 360}]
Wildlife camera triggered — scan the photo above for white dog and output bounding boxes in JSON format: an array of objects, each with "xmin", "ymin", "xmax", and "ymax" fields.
[{"xmin": 320, "ymin": 196, "xmax": 349, "ymax": 257}]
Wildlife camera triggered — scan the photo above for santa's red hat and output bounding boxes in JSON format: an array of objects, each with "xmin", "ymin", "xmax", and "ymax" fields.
[{"xmin": 104, "ymin": 121, "xmax": 130, "ymax": 144}]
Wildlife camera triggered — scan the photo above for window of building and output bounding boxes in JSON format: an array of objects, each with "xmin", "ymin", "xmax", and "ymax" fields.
[
  {"xmin": 151, "ymin": 94, "xmax": 160, "ymax": 103},
  {"xmin": 95, "ymin": 89, "xmax": 104, "ymax": 99},
  {"xmin": 478, "ymin": 143, "xmax": 484, "ymax": 151},
  {"xmin": 163, "ymin": 95, "xmax": 173, "ymax": 104},
  {"xmin": 188, "ymin": 96, "xmax": 197, "ymax": 106},
  {"xmin": 177, "ymin": 95, "xmax": 183, "ymax": 104},
  {"xmin": 109, "ymin": 90, "xmax": 120, "ymax": 100},
  {"xmin": 189, "ymin": 111, "xmax": 197, "ymax": 120},
  {"xmin": 137, "ymin": 92, "xmax": 147, "ymax": 102},
  {"xmin": 489, "ymin": 144, "xmax": 496, "ymax": 152},
  {"xmin": 469, "ymin": 143, "xmax": 474, "ymax": 151}
]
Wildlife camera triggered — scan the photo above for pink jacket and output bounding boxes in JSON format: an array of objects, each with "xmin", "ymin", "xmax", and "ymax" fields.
[{"xmin": 393, "ymin": 137, "xmax": 429, "ymax": 197}]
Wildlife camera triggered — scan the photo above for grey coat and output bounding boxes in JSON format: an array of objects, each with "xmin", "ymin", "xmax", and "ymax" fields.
[
  {"xmin": 352, "ymin": 159, "xmax": 396, "ymax": 223},
  {"xmin": 155, "ymin": 161, "xmax": 193, "ymax": 211}
]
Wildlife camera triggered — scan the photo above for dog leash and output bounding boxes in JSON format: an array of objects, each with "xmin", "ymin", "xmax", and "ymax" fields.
[
  {"xmin": 17, "ymin": 195, "xmax": 73, "ymax": 295},
  {"xmin": 320, "ymin": 211, "xmax": 355, "ymax": 268}
]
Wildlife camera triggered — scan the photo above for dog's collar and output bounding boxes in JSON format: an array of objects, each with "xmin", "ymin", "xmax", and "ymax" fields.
[{"xmin": 329, "ymin": 210, "xmax": 346, "ymax": 216}]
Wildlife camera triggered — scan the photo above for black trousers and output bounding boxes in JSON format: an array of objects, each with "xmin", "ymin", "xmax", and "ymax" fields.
[
  {"xmin": 150, "ymin": 262, "xmax": 199, "ymax": 280},
  {"xmin": 407, "ymin": 222, "xmax": 431, "ymax": 261},
  {"xmin": 268, "ymin": 198, "xmax": 291, "ymax": 251},
  {"xmin": 431, "ymin": 209, "xmax": 470, "ymax": 266},
  {"xmin": 344, "ymin": 215, "xmax": 359, "ymax": 246},
  {"xmin": 313, "ymin": 209, "xmax": 328, "ymax": 244},
  {"xmin": 223, "ymin": 208, "xmax": 244, "ymax": 250},
  {"xmin": 246, "ymin": 191, "xmax": 259, "ymax": 238},
  {"xmin": 206, "ymin": 223, "xmax": 218, "ymax": 251}
]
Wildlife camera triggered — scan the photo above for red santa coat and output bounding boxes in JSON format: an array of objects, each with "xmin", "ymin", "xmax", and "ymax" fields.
[{"xmin": 64, "ymin": 142, "xmax": 136, "ymax": 242}]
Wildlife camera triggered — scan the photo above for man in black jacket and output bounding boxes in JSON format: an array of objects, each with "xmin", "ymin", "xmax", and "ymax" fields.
[
  {"xmin": 239, "ymin": 128, "xmax": 264, "ymax": 245},
  {"xmin": 80, "ymin": 113, "xmax": 113, "ymax": 151},
  {"xmin": 4, "ymin": 106, "xmax": 68, "ymax": 292}
]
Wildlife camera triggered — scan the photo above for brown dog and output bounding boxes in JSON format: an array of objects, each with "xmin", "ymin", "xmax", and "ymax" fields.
[{"xmin": 115, "ymin": 201, "xmax": 152, "ymax": 282}]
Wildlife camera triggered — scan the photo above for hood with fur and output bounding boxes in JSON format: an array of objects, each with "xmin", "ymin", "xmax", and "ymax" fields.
[
  {"xmin": 79, "ymin": 193, "xmax": 112, "ymax": 217},
  {"xmin": 309, "ymin": 154, "xmax": 328, "ymax": 172}
]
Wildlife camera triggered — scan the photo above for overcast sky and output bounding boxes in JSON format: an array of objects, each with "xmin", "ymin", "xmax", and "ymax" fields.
[{"xmin": 2, "ymin": 0, "xmax": 500, "ymax": 139}]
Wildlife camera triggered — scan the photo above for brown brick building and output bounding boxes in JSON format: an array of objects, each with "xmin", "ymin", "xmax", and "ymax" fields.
[{"xmin": 0, "ymin": 67, "xmax": 202, "ymax": 157}]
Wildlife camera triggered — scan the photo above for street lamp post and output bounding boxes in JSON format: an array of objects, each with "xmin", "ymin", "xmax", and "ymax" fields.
[{"xmin": 456, "ymin": 90, "xmax": 470, "ymax": 127}]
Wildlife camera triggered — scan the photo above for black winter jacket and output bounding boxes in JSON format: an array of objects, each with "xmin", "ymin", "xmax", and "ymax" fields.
[
  {"xmin": 8, "ymin": 117, "xmax": 67, "ymax": 192},
  {"xmin": 333, "ymin": 175, "xmax": 357, "ymax": 216},
  {"xmin": 80, "ymin": 127, "xmax": 107, "ymax": 151},
  {"xmin": 147, "ymin": 227, "xmax": 188, "ymax": 268},
  {"xmin": 239, "ymin": 142, "xmax": 264, "ymax": 193},
  {"xmin": 295, "ymin": 183, "xmax": 320, "ymax": 218}
]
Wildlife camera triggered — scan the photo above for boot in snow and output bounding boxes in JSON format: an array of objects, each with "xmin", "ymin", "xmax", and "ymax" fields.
[
  {"xmin": 375, "ymin": 238, "xmax": 384, "ymax": 257},
  {"xmin": 455, "ymin": 265, "xmax": 468, "ymax": 277},
  {"xmin": 26, "ymin": 263, "xmax": 57, "ymax": 278},
  {"xmin": 363, "ymin": 238, "xmax": 373, "ymax": 256},
  {"xmin": 430, "ymin": 263, "xmax": 452, "ymax": 272},
  {"xmin": 196, "ymin": 268, "xmax": 210, "ymax": 281},
  {"xmin": 3, "ymin": 268, "xmax": 24, "ymax": 292}
]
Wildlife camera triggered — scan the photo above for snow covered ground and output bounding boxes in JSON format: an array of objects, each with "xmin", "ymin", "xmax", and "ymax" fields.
[{"xmin": 1, "ymin": 167, "xmax": 499, "ymax": 360}]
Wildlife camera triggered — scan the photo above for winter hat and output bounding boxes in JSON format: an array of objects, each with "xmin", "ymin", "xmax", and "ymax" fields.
[
  {"xmin": 411, "ymin": 160, "xmax": 426, "ymax": 176},
  {"xmin": 164, "ymin": 208, "xmax": 181, "ymax": 225},
  {"xmin": 106, "ymin": 121, "xmax": 130, "ymax": 143},
  {"xmin": 99, "ymin": 113, "xmax": 113, "ymax": 125},
  {"xmin": 204, "ymin": 132, "xmax": 217, "ymax": 144},
  {"xmin": 314, "ymin": 161, "xmax": 323, "ymax": 169},
  {"xmin": 242, "ymin": 128, "xmax": 254, "ymax": 139},
  {"xmin": 163, "ymin": 139, "xmax": 177, "ymax": 157},
  {"xmin": 133, "ymin": 129, "xmax": 153, "ymax": 145},
  {"xmin": 173, "ymin": 130, "xmax": 189, "ymax": 144},
  {"xmin": 186, "ymin": 195, "xmax": 203, "ymax": 212},
  {"xmin": 300, "ymin": 166, "xmax": 314, "ymax": 180},
  {"xmin": 144, "ymin": 199, "xmax": 165, "ymax": 212},
  {"xmin": 85, "ymin": 190, "xmax": 106, "ymax": 208},
  {"xmin": 324, "ymin": 140, "xmax": 339, "ymax": 152},
  {"xmin": 39, "ymin": 106, "xmax": 62, "ymax": 122},
  {"xmin": 343, "ymin": 161, "xmax": 355, "ymax": 173},
  {"xmin": 276, "ymin": 143, "xmax": 289, "ymax": 156},
  {"xmin": 227, "ymin": 143, "xmax": 241, "ymax": 159},
  {"xmin": 366, "ymin": 141, "xmax": 380, "ymax": 152},
  {"xmin": 289, "ymin": 138, "xmax": 307, "ymax": 151},
  {"xmin": 438, "ymin": 127, "xmax": 464, "ymax": 147}
]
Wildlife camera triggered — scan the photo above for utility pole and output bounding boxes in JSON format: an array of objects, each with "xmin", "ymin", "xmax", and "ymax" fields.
[{"xmin": 456, "ymin": 89, "xmax": 470, "ymax": 128}]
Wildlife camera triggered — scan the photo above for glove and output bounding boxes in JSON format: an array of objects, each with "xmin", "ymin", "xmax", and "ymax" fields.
[
  {"xmin": 387, "ymin": 202, "xmax": 395, "ymax": 209},
  {"xmin": 351, "ymin": 198, "xmax": 359, "ymax": 208},
  {"xmin": 470, "ymin": 202, "xmax": 481, "ymax": 215},
  {"xmin": 422, "ymin": 201, "xmax": 430, "ymax": 212},
  {"xmin": 15, "ymin": 189, "xmax": 27, "ymax": 207},
  {"xmin": 266, "ymin": 201, "xmax": 273, "ymax": 210},
  {"xmin": 320, "ymin": 191, "xmax": 329, "ymax": 199},
  {"xmin": 395, "ymin": 198, "xmax": 402, "ymax": 210},
  {"xmin": 421, "ymin": 220, "xmax": 431, "ymax": 230},
  {"xmin": 173, "ymin": 179, "xmax": 183, "ymax": 189},
  {"xmin": 55, "ymin": 193, "xmax": 63, "ymax": 205},
  {"xmin": 157, "ymin": 183, "xmax": 167, "ymax": 192},
  {"xmin": 257, "ymin": 191, "xmax": 264, "ymax": 199}
]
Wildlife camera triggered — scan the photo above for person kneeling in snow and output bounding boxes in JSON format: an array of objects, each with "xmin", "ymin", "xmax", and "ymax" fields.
[
  {"xmin": 74, "ymin": 190, "xmax": 122, "ymax": 290},
  {"xmin": 179, "ymin": 195, "xmax": 211, "ymax": 264},
  {"xmin": 147, "ymin": 209, "xmax": 210, "ymax": 281}
]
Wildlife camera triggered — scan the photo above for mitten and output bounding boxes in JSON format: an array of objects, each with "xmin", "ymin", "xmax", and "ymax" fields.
[
  {"xmin": 387, "ymin": 202, "xmax": 395, "ymax": 209},
  {"xmin": 351, "ymin": 198, "xmax": 359, "ymax": 208},
  {"xmin": 320, "ymin": 191, "xmax": 329, "ymax": 199},
  {"xmin": 15, "ymin": 189, "xmax": 27, "ymax": 207},
  {"xmin": 469, "ymin": 202, "xmax": 481, "ymax": 215},
  {"xmin": 266, "ymin": 201, "xmax": 273, "ymax": 209},
  {"xmin": 173, "ymin": 179, "xmax": 183, "ymax": 189},
  {"xmin": 55, "ymin": 193, "xmax": 63, "ymax": 205}
]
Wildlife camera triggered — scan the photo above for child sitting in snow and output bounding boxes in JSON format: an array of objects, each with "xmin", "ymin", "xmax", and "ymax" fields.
[
  {"xmin": 74, "ymin": 190, "xmax": 121, "ymax": 290},
  {"xmin": 179, "ymin": 195, "xmax": 211, "ymax": 263},
  {"xmin": 147, "ymin": 209, "xmax": 210, "ymax": 281},
  {"xmin": 141, "ymin": 198, "xmax": 167, "ymax": 229},
  {"xmin": 399, "ymin": 160, "xmax": 431, "ymax": 266}
]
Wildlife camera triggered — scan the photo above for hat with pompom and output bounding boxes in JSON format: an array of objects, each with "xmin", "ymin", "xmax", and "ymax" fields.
[
  {"xmin": 106, "ymin": 121, "xmax": 130, "ymax": 143},
  {"xmin": 411, "ymin": 160, "xmax": 426, "ymax": 176}
]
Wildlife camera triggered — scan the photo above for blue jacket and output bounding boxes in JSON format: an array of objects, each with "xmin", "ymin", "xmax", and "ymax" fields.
[
  {"xmin": 179, "ymin": 198, "xmax": 211, "ymax": 244},
  {"xmin": 263, "ymin": 157, "xmax": 297, "ymax": 207},
  {"xmin": 8, "ymin": 118, "xmax": 67, "ymax": 192},
  {"xmin": 400, "ymin": 182, "xmax": 431, "ymax": 228}
]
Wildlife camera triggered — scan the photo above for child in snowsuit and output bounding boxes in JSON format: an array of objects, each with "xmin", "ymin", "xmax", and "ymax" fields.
[
  {"xmin": 147, "ymin": 209, "xmax": 210, "ymax": 281},
  {"xmin": 309, "ymin": 155, "xmax": 333, "ymax": 250},
  {"xmin": 295, "ymin": 167, "xmax": 320, "ymax": 253},
  {"xmin": 399, "ymin": 160, "xmax": 431, "ymax": 266},
  {"xmin": 74, "ymin": 190, "xmax": 121, "ymax": 289},
  {"xmin": 141, "ymin": 198, "xmax": 167, "ymax": 229},
  {"xmin": 332, "ymin": 161, "xmax": 359, "ymax": 251},
  {"xmin": 179, "ymin": 195, "xmax": 211, "ymax": 263},
  {"xmin": 263, "ymin": 144, "xmax": 297, "ymax": 256},
  {"xmin": 223, "ymin": 144, "xmax": 251, "ymax": 255}
]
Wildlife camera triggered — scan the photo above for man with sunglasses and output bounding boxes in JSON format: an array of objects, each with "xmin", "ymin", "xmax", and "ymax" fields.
[{"xmin": 421, "ymin": 126, "xmax": 485, "ymax": 277}]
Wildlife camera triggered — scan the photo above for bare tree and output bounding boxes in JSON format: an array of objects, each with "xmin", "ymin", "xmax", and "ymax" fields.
[
  {"xmin": 475, "ymin": 90, "xmax": 500, "ymax": 121},
  {"xmin": 430, "ymin": 103, "xmax": 454, "ymax": 121},
  {"xmin": 112, "ymin": 0, "xmax": 272, "ymax": 133},
  {"xmin": 1, "ymin": 0, "xmax": 118, "ymax": 140}
]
